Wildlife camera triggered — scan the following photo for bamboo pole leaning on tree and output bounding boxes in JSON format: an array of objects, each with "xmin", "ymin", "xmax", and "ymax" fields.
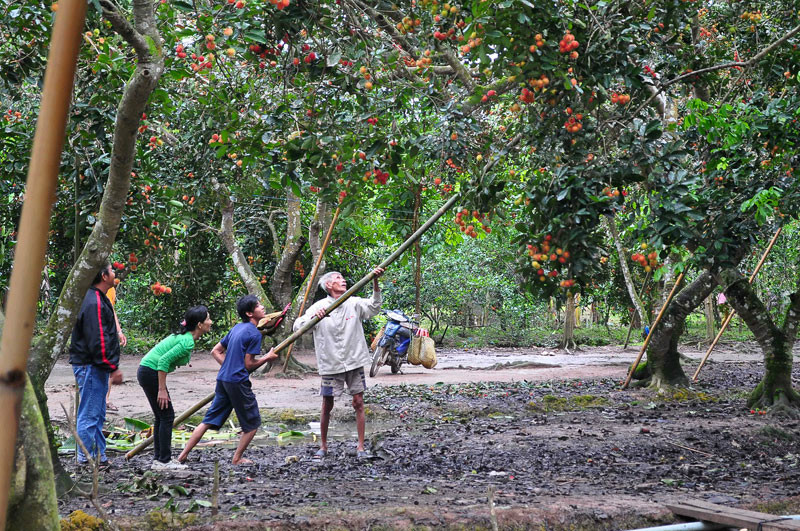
[
  {"xmin": 0, "ymin": 1, "xmax": 87, "ymax": 526},
  {"xmin": 692, "ymin": 227, "xmax": 782, "ymax": 382},
  {"xmin": 126, "ymin": 193, "xmax": 462, "ymax": 459},
  {"xmin": 279, "ymin": 206, "xmax": 341, "ymax": 373},
  {"xmin": 622, "ymin": 271, "xmax": 686, "ymax": 389},
  {"xmin": 623, "ymin": 272, "xmax": 651, "ymax": 349}
]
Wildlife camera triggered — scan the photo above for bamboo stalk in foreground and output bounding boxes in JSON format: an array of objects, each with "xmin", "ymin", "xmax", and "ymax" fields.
[
  {"xmin": 692, "ymin": 227, "xmax": 782, "ymax": 381},
  {"xmin": 622, "ymin": 271, "xmax": 686, "ymax": 389},
  {"xmin": 127, "ymin": 193, "xmax": 462, "ymax": 459},
  {"xmin": 0, "ymin": 1, "xmax": 87, "ymax": 525}
]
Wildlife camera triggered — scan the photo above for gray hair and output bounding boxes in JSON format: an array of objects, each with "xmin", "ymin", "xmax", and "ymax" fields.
[{"xmin": 318, "ymin": 271, "xmax": 342, "ymax": 294}]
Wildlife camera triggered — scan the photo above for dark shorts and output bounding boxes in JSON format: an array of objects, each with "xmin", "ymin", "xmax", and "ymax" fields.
[{"xmin": 202, "ymin": 379, "xmax": 261, "ymax": 433}]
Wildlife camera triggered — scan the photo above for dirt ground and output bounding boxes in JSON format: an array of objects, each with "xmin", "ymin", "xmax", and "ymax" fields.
[{"xmin": 51, "ymin": 342, "xmax": 800, "ymax": 530}]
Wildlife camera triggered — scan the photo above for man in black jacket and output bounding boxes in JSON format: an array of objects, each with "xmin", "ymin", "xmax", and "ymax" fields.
[{"xmin": 70, "ymin": 263, "xmax": 123, "ymax": 467}]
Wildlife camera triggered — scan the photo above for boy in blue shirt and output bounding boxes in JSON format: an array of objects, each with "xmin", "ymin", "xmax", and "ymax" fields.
[{"xmin": 178, "ymin": 295, "xmax": 277, "ymax": 465}]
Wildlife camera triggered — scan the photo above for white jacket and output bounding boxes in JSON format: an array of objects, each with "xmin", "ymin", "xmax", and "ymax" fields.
[{"xmin": 293, "ymin": 290, "xmax": 382, "ymax": 375}]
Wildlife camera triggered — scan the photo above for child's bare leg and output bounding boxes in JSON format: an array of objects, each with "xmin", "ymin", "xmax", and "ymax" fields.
[{"xmin": 177, "ymin": 423, "xmax": 211, "ymax": 463}]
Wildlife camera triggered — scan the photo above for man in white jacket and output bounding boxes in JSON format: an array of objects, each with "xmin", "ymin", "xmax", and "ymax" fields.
[{"xmin": 294, "ymin": 267, "xmax": 384, "ymax": 459}]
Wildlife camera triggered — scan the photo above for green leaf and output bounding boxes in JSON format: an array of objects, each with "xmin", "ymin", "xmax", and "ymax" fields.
[
  {"xmin": 124, "ymin": 417, "xmax": 151, "ymax": 431},
  {"xmin": 172, "ymin": 0, "xmax": 194, "ymax": 12},
  {"xmin": 244, "ymin": 29, "xmax": 265, "ymax": 43},
  {"xmin": 168, "ymin": 485, "xmax": 189, "ymax": 496}
]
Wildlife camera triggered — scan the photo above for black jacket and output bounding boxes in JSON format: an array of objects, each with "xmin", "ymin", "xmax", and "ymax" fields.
[{"xmin": 69, "ymin": 286, "xmax": 120, "ymax": 371}]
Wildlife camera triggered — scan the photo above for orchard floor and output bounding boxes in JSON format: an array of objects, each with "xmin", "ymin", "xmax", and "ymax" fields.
[{"xmin": 49, "ymin": 341, "xmax": 800, "ymax": 530}]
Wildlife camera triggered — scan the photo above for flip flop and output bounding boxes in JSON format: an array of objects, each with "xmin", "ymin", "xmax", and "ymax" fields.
[
  {"xmin": 232, "ymin": 458, "xmax": 254, "ymax": 466},
  {"xmin": 312, "ymin": 449, "xmax": 328, "ymax": 461},
  {"xmin": 106, "ymin": 403, "xmax": 118, "ymax": 412}
]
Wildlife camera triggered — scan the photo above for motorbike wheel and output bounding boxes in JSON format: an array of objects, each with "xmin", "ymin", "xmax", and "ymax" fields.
[
  {"xmin": 390, "ymin": 358, "xmax": 402, "ymax": 374},
  {"xmin": 369, "ymin": 346, "xmax": 389, "ymax": 377}
]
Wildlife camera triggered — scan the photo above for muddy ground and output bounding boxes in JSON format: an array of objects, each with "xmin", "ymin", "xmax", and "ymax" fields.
[{"xmin": 51, "ymin": 342, "xmax": 800, "ymax": 530}]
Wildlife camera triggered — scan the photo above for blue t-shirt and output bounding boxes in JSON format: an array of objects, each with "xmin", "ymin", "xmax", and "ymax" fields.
[{"xmin": 216, "ymin": 322, "xmax": 263, "ymax": 383}]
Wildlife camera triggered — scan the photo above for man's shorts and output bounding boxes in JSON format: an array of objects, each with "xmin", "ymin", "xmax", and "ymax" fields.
[
  {"xmin": 202, "ymin": 379, "xmax": 261, "ymax": 432},
  {"xmin": 320, "ymin": 367, "xmax": 367, "ymax": 397}
]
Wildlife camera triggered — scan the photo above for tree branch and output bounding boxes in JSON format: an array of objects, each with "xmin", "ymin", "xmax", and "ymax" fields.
[
  {"xmin": 435, "ymin": 42, "xmax": 475, "ymax": 92},
  {"xmin": 211, "ymin": 178, "xmax": 270, "ymax": 302},
  {"xmin": 265, "ymin": 211, "xmax": 281, "ymax": 263},
  {"xmin": 629, "ymin": 22, "xmax": 800, "ymax": 119},
  {"xmin": 480, "ymin": 133, "xmax": 523, "ymax": 178},
  {"xmin": 716, "ymin": 268, "xmax": 781, "ymax": 354},
  {"xmin": 604, "ymin": 216, "xmax": 647, "ymax": 325},
  {"xmin": 99, "ymin": 0, "xmax": 150, "ymax": 60}
]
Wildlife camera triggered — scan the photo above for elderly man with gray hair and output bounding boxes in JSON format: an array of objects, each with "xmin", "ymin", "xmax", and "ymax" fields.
[{"xmin": 293, "ymin": 267, "xmax": 384, "ymax": 460}]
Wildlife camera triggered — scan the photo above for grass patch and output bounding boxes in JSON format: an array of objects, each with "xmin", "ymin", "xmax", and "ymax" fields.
[
  {"xmin": 145, "ymin": 509, "xmax": 198, "ymax": 530},
  {"xmin": 656, "ymin": 388, "xmax": 717, "ymax": 403}
]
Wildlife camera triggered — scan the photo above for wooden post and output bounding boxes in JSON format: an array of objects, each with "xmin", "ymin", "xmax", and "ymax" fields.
[
  {"xmin": 622, "ymin": 271, "xmax": 685, "ymax": 389},
  {"xmin": 692, "ymin": 227, "xmax": 782, "ymax": 381},
  {"xmin": 126, "ymin": 193, "xmax": 463, "ymax": 459},
  {"xmin": 0, "ymin": 1, "xmax": 87, "ymax": 525},
  {"xmin": 413, "ymin": 184, "xmax": 422, "ymax": 316},
  {"xmin": 279, "ymin": 206, "xmax": 341, "ymax": 373},
  {"xmin": 704, "ymin": 294, "xmax": 715, "ymax": 343}
]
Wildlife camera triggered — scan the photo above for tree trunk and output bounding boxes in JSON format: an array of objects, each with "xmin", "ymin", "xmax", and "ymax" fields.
[
  {"xmin": 716, "ymin": 268, "xmax": 800, "ymax": 415},
  {"xmin": 604, "ymin": 216, "xmax": 647, "ymax": 326},
  {"xmin": 270, "ymin": 189, "xmax": 307, "ymax": 308},
  {"xmin": 2, "ymin": 309, "xmax": 58, "ymax": 530},
  {"xmin": 7, "ymin": 378, "xmax": 59, "ymax": 531},
  {"xmin": 212, "ymin": 178, "xmax": 270, "ymax": 303},
  {"xmin": 633, "ymin": 271, "xmax": 716, "ymax": 389},
  {"xmin": 559, "ymin": 293, "xmax": 577, "ymax": 351},
  {"xmin": 287, "ymin": 197, "xmax": 331, "ymax": 332},
  {"xmin": 25, "ymin": 0, "xmax": 164, "ymax": 491}
]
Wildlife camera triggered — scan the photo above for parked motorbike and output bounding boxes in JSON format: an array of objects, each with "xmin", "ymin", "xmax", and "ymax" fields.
[{"xmin": 369, "ymin": 310, "xmax": 418, "ymax": 377}]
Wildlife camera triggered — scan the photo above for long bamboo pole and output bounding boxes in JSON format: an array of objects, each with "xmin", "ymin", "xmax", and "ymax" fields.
[
  {"xmin": 279, "ymin": 206, "xmax": 341, "ymax": 373},
  {"xmin": 691, "ymin": 227, "xmax": 782, "ymax": 381},
  {"xmin": 126, "ymin": 193, "xmax": 462, "ymax": 459},
  {"xmin": 623, "ymin": 272, "xmax": 651, "ymax": 349},
  {"xmin": 0, "ymin": 1, "xmax": 87, "ymax": 525},
  {"xmin": 622, "ymin": 271, "xmax": 686, "ymax": 389}
]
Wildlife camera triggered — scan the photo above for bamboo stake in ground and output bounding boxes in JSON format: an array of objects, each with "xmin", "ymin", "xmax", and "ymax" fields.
[
  {"xmin": 622, "ymin": 271, "xmax": 686, "ymax": 389},
  {"xmin": 623, "ymin": 272, "xmax": 651, "ymax": 349},
  {"xmin": 126, "ymin": 193, "xmax": 462, "ymax": 459},
  {"xmin": 0, "ymin": 2, "xmax": 87, "ymax": 526},
  {"xmin": 279, "ymin": 206, "xmax": 341, "ymax": 373},
  {"xmin": 692, "ymin": 227, "xmax": 782, "ymax": 381}
]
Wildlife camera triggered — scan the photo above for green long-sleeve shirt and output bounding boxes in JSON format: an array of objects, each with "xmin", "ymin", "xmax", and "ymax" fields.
[{"xmin": 139, "ymin": 332, "xmax": 195, "ymax": 373}]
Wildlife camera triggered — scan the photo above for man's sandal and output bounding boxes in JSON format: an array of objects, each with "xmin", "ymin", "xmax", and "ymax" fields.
[{"xmin": 312, "ymin": 449, "xmax": 328, "ymax": 461}]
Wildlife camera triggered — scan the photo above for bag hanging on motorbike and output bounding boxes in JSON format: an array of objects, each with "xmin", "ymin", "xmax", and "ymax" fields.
[
  {"xmin": 420, "ymin": 336, "xmax": 437, "ymax": 369},
  {"xmin": 408, "ymin": 335, "xmax": 423, "ymax": 365},
  {"xmin": 370, "ymin": 326, "xmax": 385, "ymax": 351}
]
